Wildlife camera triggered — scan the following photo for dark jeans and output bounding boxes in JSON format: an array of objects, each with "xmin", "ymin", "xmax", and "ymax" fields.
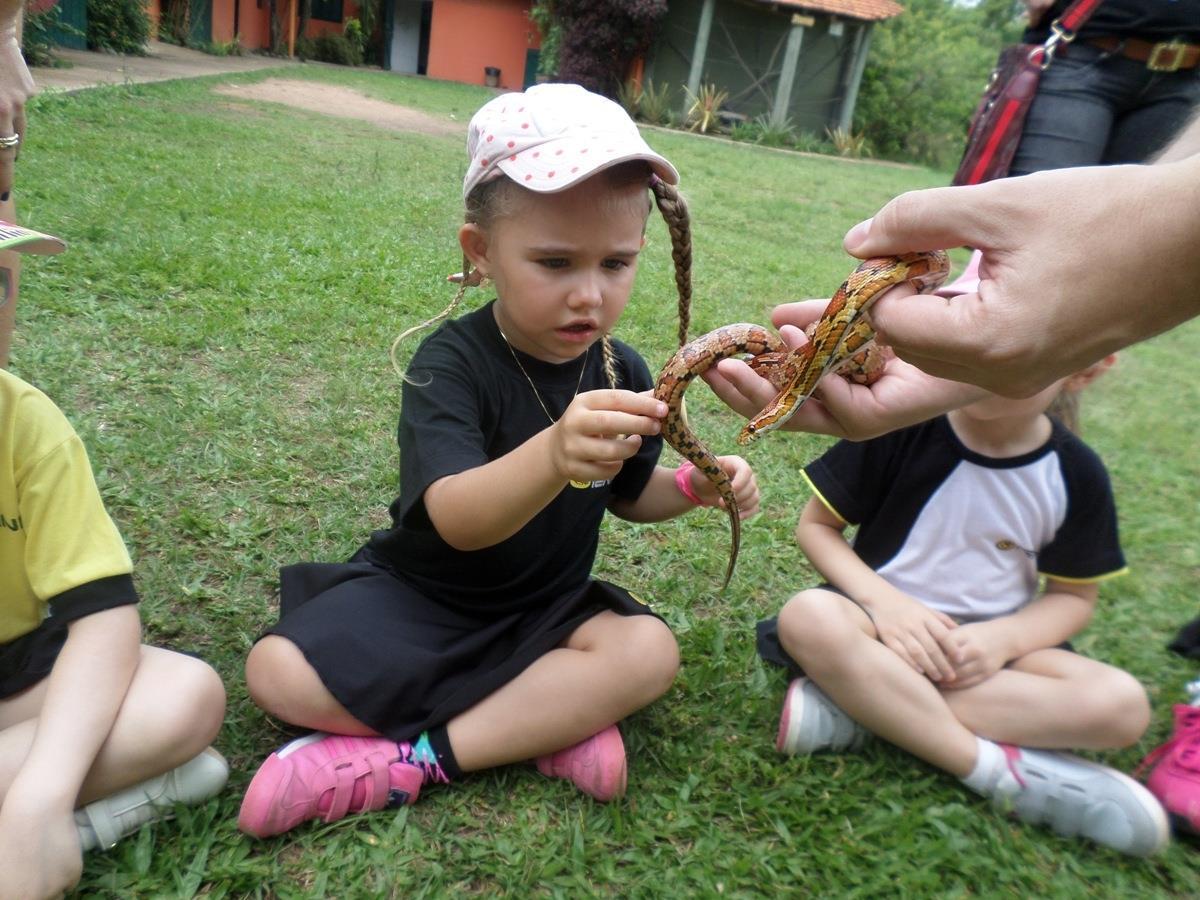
[{"xmin": 1009, "ymin": 41, "xmax": 1200, "ymax": 175}]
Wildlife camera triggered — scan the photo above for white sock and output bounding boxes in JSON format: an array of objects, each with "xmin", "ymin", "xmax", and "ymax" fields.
[{"xmin": 961, "ymin": 736, "xmax": 1015, "ymax": 797}]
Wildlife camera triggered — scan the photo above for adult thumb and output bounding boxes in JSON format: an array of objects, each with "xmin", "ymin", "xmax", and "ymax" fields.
[
  {"xmin": 844, "ymin": 185, "xmax": 992, "ymax": 259},
  {"xmin": 868, "ymin": 289, "xmax": 985, "ymax": 365}
]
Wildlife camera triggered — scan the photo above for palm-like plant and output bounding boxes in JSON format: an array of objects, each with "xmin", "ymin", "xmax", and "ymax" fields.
[{"xmin": 684, "ymin": 83, "xmax": 729, "ymax": 134}]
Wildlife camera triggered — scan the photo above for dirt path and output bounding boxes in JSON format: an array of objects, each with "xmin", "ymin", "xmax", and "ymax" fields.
[{"xmin": 214, "ymin": 78, "xmax": 463, "ymax": 137}]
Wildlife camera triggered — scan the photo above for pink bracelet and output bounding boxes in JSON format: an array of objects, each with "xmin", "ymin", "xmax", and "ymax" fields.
[{"xmin": 674, "ymin": 461, "xmax": 708, "ymax": 506}]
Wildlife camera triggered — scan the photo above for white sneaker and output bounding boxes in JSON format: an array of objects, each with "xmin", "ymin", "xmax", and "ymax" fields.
[
  {"xmin": 76, "ymin": 747, "xmax": 229, "ymax": 851},
  {"xmin": 993, "ymin": 744, "xmax": 1169, "ymax": 857},
  {"xmin": 776, "ymin": 677, "xmax": 870, "ymax": 755}
]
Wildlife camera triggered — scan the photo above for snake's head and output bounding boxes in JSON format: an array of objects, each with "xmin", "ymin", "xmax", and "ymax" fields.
[
  {"xmin": 736, "ymin": 424, "xmax": 759, "ymax": 446},
  {"xmin": 904, "ymin": 250, "xmax": 951, "ymax": 293}
]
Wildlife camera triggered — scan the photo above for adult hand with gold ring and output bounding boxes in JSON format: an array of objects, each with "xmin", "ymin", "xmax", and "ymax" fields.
[{"xmin": 0, "ymin": 0, "xmax": 36, "ymax": 200}]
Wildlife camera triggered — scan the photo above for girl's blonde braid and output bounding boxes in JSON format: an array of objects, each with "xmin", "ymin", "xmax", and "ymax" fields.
[
  {"xmin": 1047, "ymin": 390, "xmax": 1081, "ymax": 435},
  {"xmin": 650, "ymin": 175, "xmax": 693, "ymax": 348},
  {"xmin": 390, "ymin": 254, "xmax": 473, "ymax": 383},
  {"xmin": 601, "ymin": 333, "xmax": 618, "ymax": 389}
]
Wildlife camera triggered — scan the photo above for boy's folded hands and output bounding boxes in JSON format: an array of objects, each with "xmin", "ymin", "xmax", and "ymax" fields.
[
  {"xmin": 939, "ymin": 620, "xmax": 1016, "ymax": 690},
  {"xmin": 866, "ymin": 589, "xmax": 959, "ymax": 683}
]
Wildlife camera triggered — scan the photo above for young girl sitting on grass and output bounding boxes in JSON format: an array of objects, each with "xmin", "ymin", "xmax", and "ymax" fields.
[
  {"xmin": 0, "ymin": 225, "xmax": 228, "ymax": 899},
  {"xmin": 238, "ymin": 83, "xmax": 760, "ymax": 837},
  {"xmin": 758, "ymin": 353, "xmax": 1171, "ymax": 857}
]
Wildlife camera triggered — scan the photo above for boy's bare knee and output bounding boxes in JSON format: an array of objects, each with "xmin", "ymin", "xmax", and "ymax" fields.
[
  {"xmin": 777, "ymin": 590, "xmax": 852, "ymax": 667},
  {"xmin": 1073, "ymin": 668, "xmax": 1151, "ymax": 748},
  {"xmin": 1101, "ymin": 671, "xmax": 1152, "ymax": 747}
]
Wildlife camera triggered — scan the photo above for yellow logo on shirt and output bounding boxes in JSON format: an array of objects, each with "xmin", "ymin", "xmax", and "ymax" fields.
[
  {"xmin": 569, "ymin": 479, "xmax": 611, "ymax": 490},
  {"xmin": 996, "ymin": 539, "xmax": 1035, "ymax": 559}
]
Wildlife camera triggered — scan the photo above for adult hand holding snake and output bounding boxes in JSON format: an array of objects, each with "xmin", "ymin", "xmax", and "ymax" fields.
[
  {"xmin": 849, "ymin": 154, "xmax": 1200, "ymax": 401},
  {"xmin": 703, "ymin": 302, "xmax": 982, "ymax": 441}
]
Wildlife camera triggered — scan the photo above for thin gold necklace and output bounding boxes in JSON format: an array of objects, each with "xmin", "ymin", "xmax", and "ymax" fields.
[{"xmin": 498, "ymin": 329, "xmax": 589, "ymax": 424}]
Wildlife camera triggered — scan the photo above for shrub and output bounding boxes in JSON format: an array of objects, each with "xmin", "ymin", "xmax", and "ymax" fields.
[
  {"xmin": 86, "ymin": 0, "xmax": 151, "ymax": 55},
  {"xmin": 825, "ymin": 126, "xmax": 871, "ymax": 158},
  {"xmin": 728, "ymin": 119, "xmax": 760, "ymax": 143},
  {"xmin": 554, "ymin": 0, "xmax": 666, "ymax": 97},
  {"xmin": 199, "ymin": 38, "xmax": 243, "ymax": 57},
  {"xmin": 616, "ymin": 78, "xmax": 642, "ymax": 118},
  {"xmin": 637, "ymin": 79, "xmax": 673, "ymax": 125},
  {"xmin": 344, "ymin": 17, "xmax": 364, "ymax": 59},
  {"xmin": 158, "ymin": 0, "xmax": 189, "ymax": 46},
  {"xmin": 296, "ymin": 31, "xmax": 362, "ymax": 66},
  {"xmin": 22, "ymin": 2, "xmax": 76, "ymax": 67},
  {"xmin": 529, "ymin": 1, "xmax": 560, "ymax": 79},
  {"xmin": 754, "ymin": 114, "xmax": 796, "ymax": 148},
  {"xmin": 684, "ymin": 83, "xmax": 728, "ymax": 134}
]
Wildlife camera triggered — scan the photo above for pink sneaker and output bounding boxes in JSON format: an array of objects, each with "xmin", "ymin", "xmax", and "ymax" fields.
[
  {"xmin": 535, "ymin": 725, "xmax": 627, "ymax": 802},
  {"xmin": 1141, "ymin": 704, "xmax": 1200, "ymax": 835},
  {"xmin": 238, "ymin": 733, "xmax": 425, "ymax": 838}
]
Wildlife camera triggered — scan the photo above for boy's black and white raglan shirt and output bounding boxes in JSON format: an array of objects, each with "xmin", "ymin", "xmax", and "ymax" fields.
[{"xmin": 804, "ymin": 416, "xmax": 1126, "ymax": 623}]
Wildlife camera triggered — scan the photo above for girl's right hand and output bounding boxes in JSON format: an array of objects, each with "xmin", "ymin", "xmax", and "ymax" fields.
[
  {"xmin": 864, "ymin": 589, "xmax": 959, "ymax": 683},
  {"xmin": 549, "ymin": 389, "xmax": 666, "ymax": 486}
]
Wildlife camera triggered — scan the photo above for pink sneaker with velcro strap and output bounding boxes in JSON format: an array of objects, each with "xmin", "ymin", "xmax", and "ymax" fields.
[
  {"xmin": 536, "ymin": 724, "xmax": 627, "ymax": 801},
  {"xmin": 1141, "ymin": 704, "xmax": 1200, "ymax": 836},
  {"xmin": 238, "ymin": 733, "xmax": 425, "ymax": 838}
]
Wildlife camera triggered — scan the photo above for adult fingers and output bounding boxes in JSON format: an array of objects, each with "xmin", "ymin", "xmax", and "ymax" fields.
[
  {"xmin": 0, "ymin": 104, "xmax": 16, "ymax": 199},
  {"xmin": 842, "ymin": 183, "xmax": 1000, "ymax": 259},
  {"xmin": 12, "ymin": 104, "xmax": 23, "ymax": 165}
]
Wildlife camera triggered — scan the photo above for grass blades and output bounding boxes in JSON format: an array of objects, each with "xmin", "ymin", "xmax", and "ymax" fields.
[{"xmin": 12, "ymin": 68, "xmax": 1200, "ymax": 897}]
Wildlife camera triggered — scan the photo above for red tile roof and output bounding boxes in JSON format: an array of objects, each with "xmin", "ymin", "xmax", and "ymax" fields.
[{"xmin": 754, "ymin": 0, "xmax": 905, "ymax": 23}]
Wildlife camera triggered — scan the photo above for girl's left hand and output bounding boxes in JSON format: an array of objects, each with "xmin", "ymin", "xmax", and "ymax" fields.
[
  {"xmin": 940, "ymin": 621, "xmax": 1012, "ymax": 689},
  {"xmin": 688, "ymin": 455, "xmax": 760, "ymax": 519}
]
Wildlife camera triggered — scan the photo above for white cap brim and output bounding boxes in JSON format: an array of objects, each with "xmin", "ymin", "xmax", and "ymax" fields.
[{"xmin": 0, "ymin": 221, "xmax": 65, "ymax": 255}]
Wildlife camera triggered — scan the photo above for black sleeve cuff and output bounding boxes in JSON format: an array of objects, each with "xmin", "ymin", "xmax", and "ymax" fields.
[{"xmin": 47, "ymin": 574, "xmax": 139, "ymax": 624}]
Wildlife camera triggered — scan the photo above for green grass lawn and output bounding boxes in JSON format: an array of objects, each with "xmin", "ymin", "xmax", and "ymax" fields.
[{"xmin": 14, "ymin": 66, "xmax": 1200, "ymax": 897}]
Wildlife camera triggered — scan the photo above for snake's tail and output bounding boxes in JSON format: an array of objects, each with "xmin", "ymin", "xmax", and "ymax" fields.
[
  {"xmin": 651, "ymin": 176, "xmax": 692, "ymax": 348},
  {"xmin": 722, "ymin": 499, "xmax": 740, "ymax": 591}
]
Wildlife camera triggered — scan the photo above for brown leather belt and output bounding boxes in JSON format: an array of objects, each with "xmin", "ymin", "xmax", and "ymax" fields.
[{"xmin": 1084, "ymin": 35, "xmax": 1200, "ymax": 72}]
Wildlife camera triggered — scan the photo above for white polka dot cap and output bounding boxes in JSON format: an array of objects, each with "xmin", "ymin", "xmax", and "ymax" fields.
[{"xmin": 462, "ymin": 82, "xmax": 679, "ymax": 200}]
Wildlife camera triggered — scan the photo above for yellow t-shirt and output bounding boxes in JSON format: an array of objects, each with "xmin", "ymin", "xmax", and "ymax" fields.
[{"xmin": 0, "ymin": 369, "xmax": 135, "ymax": 644}]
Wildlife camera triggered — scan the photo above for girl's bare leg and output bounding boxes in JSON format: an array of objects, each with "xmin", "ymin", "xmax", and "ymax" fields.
[{"xmin": 246, "ymin": 611, "xmax": 680, "ymax": 769}]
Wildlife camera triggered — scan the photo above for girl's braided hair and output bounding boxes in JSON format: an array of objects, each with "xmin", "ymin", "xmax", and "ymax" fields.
[
  {"xmin": 1046, "ymin": 390, "xmax": 1080, "ymax": 435},
  {"xmin": 392, "ymin": 162, "xmax": 693, "ymax": 389}
]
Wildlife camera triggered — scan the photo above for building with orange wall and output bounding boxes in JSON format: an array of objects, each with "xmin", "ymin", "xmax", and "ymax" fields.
[
  {"xmin": 51, "ymin": 0, "xmax": 360, "ymax": 55},
  {"xmin": 49, "ymin": 0, "xmax": 538, "ymax": 81},
  {"xmin": 388, "ymin": 0, "xmax": 541, "ymax": 90}
]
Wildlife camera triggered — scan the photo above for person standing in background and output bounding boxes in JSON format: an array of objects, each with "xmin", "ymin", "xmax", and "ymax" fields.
[
  {"xmin": 1010, "ymin": 0, "xmax": 1200, "ymax": 177},
  {"xmin": 0, "ymin": 0, "xmax": 37, "ymax": 368}
]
